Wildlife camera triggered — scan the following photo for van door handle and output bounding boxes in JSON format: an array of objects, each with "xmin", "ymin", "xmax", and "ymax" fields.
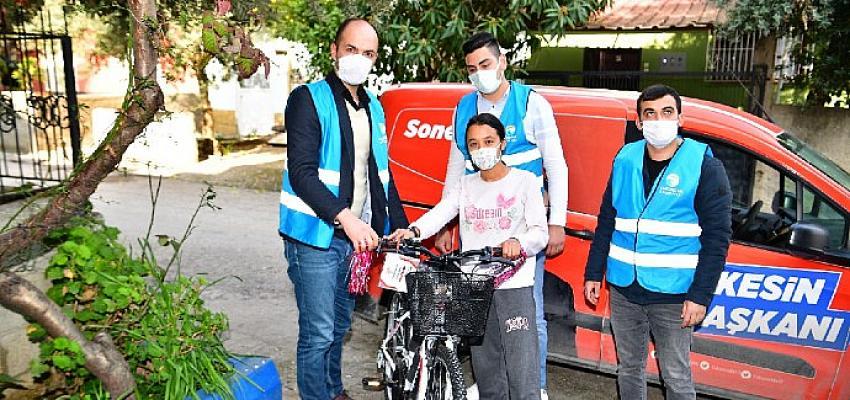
[{"xmin": 565, "ymin": 227, "xmax": 594, "ymax": 241}]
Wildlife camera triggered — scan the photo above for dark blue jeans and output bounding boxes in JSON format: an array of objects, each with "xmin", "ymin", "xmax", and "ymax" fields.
[
  {"xmin": 609, "ymin": 288, "xmax": 696, "ymax": 400},
  {"xmin": 285, "ymin": 236, "xmax": 355, "ymax": 400}
]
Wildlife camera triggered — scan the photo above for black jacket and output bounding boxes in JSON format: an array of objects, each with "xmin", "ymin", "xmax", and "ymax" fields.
[
  {"xmin": 584, "ymin": 147, "xmax": 732, "ymax": 306},
  {"xmin": 283, "ymin": 72, "xmax": 408, "ymax": 242}
]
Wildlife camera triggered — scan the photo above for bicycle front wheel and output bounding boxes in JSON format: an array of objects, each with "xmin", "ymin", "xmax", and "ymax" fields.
[
  {"xmin": 384, "ymin": 291, "xmax": 413, "ymax": 400},
  {"xmin": 423, "ymin": 343, "xmax": 466, "ymax": 400}
]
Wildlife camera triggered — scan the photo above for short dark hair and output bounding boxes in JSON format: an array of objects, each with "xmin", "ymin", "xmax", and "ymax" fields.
[
  {"xmin": 466, "ymin": 113, "xmax": 505, "ymax": 141},
  {"xmin": 637, "ymin": 84, "xmax": 682, "ymax": 116},
  {"xmin": 462, "ymin": 32, "xmax": 501, "ymax": 57},
  {"xmin": 334, "ymin": 17, "xmax": 377, "ymax": 45}
]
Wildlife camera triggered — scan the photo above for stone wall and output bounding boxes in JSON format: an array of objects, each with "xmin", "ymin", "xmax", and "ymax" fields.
[
  {"xmin": 0, "ymin": 199, "xmax": 52, "ymax": 381},
  {"xmin": 765, "ymin": 103, "xmax": 850, "ymax": 174}
]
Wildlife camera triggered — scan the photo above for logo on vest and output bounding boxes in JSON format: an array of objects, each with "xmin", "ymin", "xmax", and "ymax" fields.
[
  {"xmin": 660, "ymin": 173, "xmax": 683, "ymax": 197},
  {"xmin": 505, "ymin": 125, "xmax": 517, "ymax": 142},
  {"xmin": 378, "ymin": 123, "xmax": 388, "ymax": 144},
  {"xmin": 666, "ymin": 173, "xmax": 680, "ymax": 188}
]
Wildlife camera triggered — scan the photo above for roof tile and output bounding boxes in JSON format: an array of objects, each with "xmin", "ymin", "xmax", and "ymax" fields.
[{"xmin": 583, "ymin": 0, "xmax": 723, "ymax": 30}]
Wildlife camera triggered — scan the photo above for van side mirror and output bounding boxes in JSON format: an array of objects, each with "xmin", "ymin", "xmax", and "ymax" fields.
[{"xmin": 788, "ymin": 222, "xmax": 830, "ymax": 253}]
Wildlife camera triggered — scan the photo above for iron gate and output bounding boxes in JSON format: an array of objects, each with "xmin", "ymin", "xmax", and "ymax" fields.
[{"xmin": 0, "ymin": 9, "xmax": 80, "ymax": 202}]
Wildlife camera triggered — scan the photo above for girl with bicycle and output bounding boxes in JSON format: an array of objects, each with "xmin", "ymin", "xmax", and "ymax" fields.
[{"xmin": 388, "ymin": 112, "xmax": 548, "ymax": 400}]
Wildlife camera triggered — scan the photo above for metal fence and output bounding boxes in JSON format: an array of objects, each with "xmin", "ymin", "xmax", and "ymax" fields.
[
  {"xmin": 0, "ymin": 12, "xmax": 81, "ymax": 202},
  {"xmin": 521, "ymin": 66, "xmax": 769, "ymax": 118}
]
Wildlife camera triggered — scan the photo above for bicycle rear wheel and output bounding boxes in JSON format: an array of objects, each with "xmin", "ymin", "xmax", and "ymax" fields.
[
  {"xmin": 383, "ymin": 291, "xmax": 413, "ymax": 399},
  {"xmin": 423, "ymin": 343, "xmax": 466, "ymax": 400}
]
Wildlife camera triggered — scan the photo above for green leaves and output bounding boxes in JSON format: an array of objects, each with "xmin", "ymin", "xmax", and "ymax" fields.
[
  {"xmin": 30, "ymin": 360, "xmax": 50, "ymax": 378},
  {"xmin": 202, "ymin": 28, "xmax": 220, "ymax": 53},
  {"xmin": 30, "ymin": 336, "xmax": 88, "ymax": 377},
  {"xmin": 46, "ymin": 265, "xmax": 65, "ymax": 281},
  {"xmin": 29, "ymin": 214, "xmax": 238, "ymax": 400},
  {"xmin": 269, "ymin": 0, "xmax": 609, "ymax": 83},
  {"xmin": 719, "ymin": 0, "xmax": 850, "ymax": 106},
  {"xmin": 51, "ymin": 354, "xmax": 75, "ymax": 370}
]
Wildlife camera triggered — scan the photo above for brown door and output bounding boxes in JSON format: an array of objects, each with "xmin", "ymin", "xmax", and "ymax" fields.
[{"xmin": 583, "ymin": 48, "xmax": 642, "ymax": 91}]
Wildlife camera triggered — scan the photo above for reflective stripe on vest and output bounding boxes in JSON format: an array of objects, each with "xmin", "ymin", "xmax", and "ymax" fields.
[
  {"xmin": 278, "ymin": 80, "xmax": 391, "ymax": 249},
  {"xmin": 454, "ymin": 81, "xmax": 544, "ymax": 180},
  {"xmin": 606, "ymin": 138, "xmax": 710, "ymax": 294}
]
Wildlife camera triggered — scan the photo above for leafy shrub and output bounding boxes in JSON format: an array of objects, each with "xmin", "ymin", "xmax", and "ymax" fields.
[{"xmin": 28, "ymin": 210, "xmax": 237, "ymax": 399}]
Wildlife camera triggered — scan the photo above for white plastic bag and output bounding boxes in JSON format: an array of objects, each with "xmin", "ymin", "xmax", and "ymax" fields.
[{"xmin": 379, "ymin": 253, "xmax": 418, "ymax": 293}]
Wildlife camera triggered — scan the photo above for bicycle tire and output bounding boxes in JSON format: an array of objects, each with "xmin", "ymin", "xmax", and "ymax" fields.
[
  {"xmin": 429, "ymin": 343, "xmax": 466, "ymax": 400},
  {"xmin": 384, "ymin": 292, "xmax": 413, "ymax": 400}
]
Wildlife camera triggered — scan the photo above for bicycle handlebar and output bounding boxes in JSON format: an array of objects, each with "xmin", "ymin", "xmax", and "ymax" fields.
[{"xmin": 378, "ymin": 238, "xmax": 517, "ymax": 271}]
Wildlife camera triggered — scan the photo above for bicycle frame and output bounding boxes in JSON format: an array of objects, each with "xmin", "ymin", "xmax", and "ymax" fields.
[
  {"xmin": 380, "ymin": 300, "xmax": 461, "ymax": 400},
  {"xmin": 375, "ymin": 239, "xmax": 520, "ymax": 400}
]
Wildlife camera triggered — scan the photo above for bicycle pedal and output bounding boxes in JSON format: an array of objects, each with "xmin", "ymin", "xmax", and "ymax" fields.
[{"xmin": 362, "ymin": 377, "xmax": 386, "ymax": 391}]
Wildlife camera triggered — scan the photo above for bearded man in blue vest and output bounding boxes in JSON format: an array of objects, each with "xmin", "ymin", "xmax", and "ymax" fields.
[
  {"xmin": 279, "ymin": 18, "xmax": 408, "ymax": 400},
  {"xmin": 584, "ymin": 84, "xmax": 732, "ymax": 399},
  {"xmin": 435, "ymin": 32, "xmax": 569, "ymax": 400}
]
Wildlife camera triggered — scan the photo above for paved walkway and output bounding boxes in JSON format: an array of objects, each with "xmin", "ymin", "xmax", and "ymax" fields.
[{"xmin": 4, "ymin": 145, "xmax": 674, "ymax": 399}]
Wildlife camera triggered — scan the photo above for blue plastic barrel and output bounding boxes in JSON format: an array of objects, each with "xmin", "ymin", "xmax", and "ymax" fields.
[{"xmin": 193, "ymin": 356, "xmax": 282, "ymax": 400}]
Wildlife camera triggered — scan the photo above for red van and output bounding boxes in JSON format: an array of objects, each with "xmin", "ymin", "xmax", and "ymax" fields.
[{"xmin": 372, "ymin": 83, "xmax": 850, "ymax": 400}]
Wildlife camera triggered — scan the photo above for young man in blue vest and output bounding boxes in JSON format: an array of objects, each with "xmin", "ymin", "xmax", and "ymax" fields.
[
  {"xmin": 583, "ymin": 84, "xmax": 732, "ymax": 399},
  {"xmin": 436, "ymin": 32, "xmax": 569, "ymax": 400},
  {"xmin": 279, "ymin": 18, "xmax": 408, "ymax": 400}
]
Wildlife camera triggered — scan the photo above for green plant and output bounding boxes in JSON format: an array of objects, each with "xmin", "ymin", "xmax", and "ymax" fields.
[
  {"xmin": 717, "ymin": 0, "xmax": 850, "ymax": 106},
  {"xmin": 27, "ymin": 182, "xmax": 237, "ymax": 400},
  {"xmin": 269, "ymin": 0, "xmax": 610, "ymax": 82},
  {"xmin": 5, "ymin": 56, "xmax": 44, "ymax": 91}
]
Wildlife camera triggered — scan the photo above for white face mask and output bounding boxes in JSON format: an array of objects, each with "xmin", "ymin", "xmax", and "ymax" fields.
[
  {"xmin": 336, "ymin": 54, "xmax": 373, "ymax": 86},
  {"xmin": 641, "ymin": 120, "xmax": 680, "ymax": 148},
  {"xmin": 470, "ymin": 146, "xmax": 502, "ymax": 171},
  {"xmin": 469, "ymin": 60, "xmax": 502, "ymax": 94}
]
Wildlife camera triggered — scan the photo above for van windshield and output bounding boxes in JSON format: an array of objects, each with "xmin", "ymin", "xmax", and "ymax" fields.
[{"xmin": 777, "ymin": 132, "xmax": 850, "ymax": 192}]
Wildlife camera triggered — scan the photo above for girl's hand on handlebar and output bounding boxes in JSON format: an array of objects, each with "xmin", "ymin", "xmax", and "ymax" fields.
[
  {"xmin": 500, "ymin": 238, "xmax": 522, "ymax": 260},
  {"xmin": 386, "ymin": 228, "xmax": 415, "ymax": 243}
]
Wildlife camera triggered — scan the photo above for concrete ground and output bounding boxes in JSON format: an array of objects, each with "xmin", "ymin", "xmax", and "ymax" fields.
[
  {"xmin": 88, "ymin": 145, "xmax": 676, "ymax": 399},
  {"xmin": 3, "ymin": 145, "xmax": 676, "ymax": 399}
]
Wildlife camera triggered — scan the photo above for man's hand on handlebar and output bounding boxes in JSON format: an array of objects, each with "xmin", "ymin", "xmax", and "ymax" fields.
[
  {"xmin": 336, "ymin": 208, "xmax": 380, "ymax": 252},
  {"xmin": 500, "ymin": 238, "xmax": 523, "ymax": 260}
]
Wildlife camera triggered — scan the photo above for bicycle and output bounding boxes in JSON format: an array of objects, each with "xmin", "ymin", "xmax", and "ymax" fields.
[{"xmin": 368, "ymin": 238, "xmax": 520, "ymax": 400}]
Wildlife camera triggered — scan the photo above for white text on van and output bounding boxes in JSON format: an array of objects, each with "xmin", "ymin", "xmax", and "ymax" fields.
[{"xmin": 403, "ymin": 119, "xmax": 454, "ymax": 141}]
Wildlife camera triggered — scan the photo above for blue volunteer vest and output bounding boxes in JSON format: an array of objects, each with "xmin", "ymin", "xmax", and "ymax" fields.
[
  {"xmin": 606, "ymin": 138, "xmax": 711, "ymax": 294},
  {"xmin": 278, "ymin": 80, "xmax": 392, "ymax": 249},
  {"xmin": 454, "ymin": 81, "xmax": 544, "ymax": 180}
]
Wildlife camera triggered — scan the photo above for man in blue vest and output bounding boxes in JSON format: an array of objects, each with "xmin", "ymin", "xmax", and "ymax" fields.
[
  {"xmin": 583, "ymin": 84, "xmax": 732, "ymax": 399},
  {"xmin": 280, "ymin": 18, "xmax": 408, "ymax": 400},
  {"xmin": 436, "ymin": 32, "xmax": 569, "ymax": 400}
]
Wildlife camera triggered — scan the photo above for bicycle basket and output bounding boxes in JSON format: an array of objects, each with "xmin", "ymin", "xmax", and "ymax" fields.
[{"xmin": 405, "ymin": 271, "xmax": 495, "ymax": 337}]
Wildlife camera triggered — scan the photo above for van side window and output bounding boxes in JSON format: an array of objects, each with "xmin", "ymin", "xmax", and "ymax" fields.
[
  {"xmin": 710, "ymin": 142, "xmax": 754, "ymax": 208},
  {"xmin": 802, "ymin": 185, "xmax": 849, "ymax": 250},
  {"xmin": 694, "ymin": 137, "xmax": 797, "ymax": 248}
]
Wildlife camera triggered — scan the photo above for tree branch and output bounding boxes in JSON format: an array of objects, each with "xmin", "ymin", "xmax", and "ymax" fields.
[
  {"xmin": 0, "ymin": 0, "xmax": 164, "ymax": 265},
  {"xmin": 0, "ymin": 272, "xmax": 136, "ymax": 398},
  {"xmin": 0, "ymin": 0, "xmax": 166, "ymax": 398}
]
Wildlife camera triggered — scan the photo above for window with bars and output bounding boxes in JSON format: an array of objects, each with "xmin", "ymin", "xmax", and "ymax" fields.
[
  {"xmin": 706, "ymin": 30, "xmax": 759, "ymax": 81},
  {"xmin": 773, "ymin": 35, "xmax": 811, "ymax": 81}
]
